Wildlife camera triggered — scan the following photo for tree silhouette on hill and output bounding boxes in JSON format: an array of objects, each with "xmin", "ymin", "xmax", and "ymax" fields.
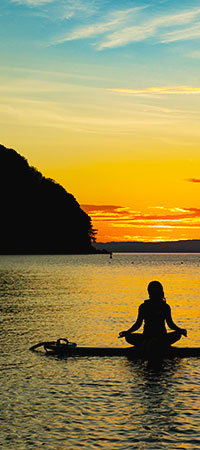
[{"xmin": 0, "ymin": 144, "xmax": 97, "ymax": 254}]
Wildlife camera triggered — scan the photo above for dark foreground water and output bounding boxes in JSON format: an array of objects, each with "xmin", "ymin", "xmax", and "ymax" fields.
[{"xmin": 0, "ymin": 254, "xmax": 200, "ymax": 449}]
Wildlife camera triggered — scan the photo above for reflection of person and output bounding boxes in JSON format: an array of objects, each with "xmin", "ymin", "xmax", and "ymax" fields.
[{"xmin": 119, "ymin": 281, "xmax": 187, "ymax": 347}]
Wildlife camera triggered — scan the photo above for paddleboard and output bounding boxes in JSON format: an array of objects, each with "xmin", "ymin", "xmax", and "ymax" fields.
[{"xmin": 29, "ymin": 340, "xmax": 200, "ymax": 359}]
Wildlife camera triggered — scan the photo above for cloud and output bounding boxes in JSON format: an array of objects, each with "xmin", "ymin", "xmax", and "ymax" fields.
[
  {"xmin": 60, "ymin": 0, "xmax": 98, "ymax": 20},
  {"xmin": 11, "ymin": 0, "xmax": 53, "ymax": 5},
  {"xmin": 11, "ymin": 0, "xmax": 96, "ymax": 17},
  {"xmin": 109, "ymin": 86, "xmax": 200, "ymax": 95},
  {"xmin": 82, "ymin": 205, "xmax": 123, "ymax": 212},
  {"xmin": 162, "ymin": 23, "xmax": 200, "ymax": 43},
  {"xmin": 53, "ymin": 5, "xmax": 200, "ymax": 49},
  {"xmin": 187, "ymin": 178, "xmax": 200, "ymax": 183},
  {"xmin": 11, "ymin": 2, "xmax": 200, "ymax": 49},
  {"xmin": 82, "ymin": 204, "xmax": 200, "ymax": 227},
  {"xmin": 56, "ymin": 20, "xmax": 119, "ymax": 44},
  {"xmin": 2, "ymin": 65, "xmax": 110, "ymax": 82},
  {"xmin": 98, "ymin": 7, "xmax": 200, "ymax": 49},
  {"xmin": 2, "ymin": 93, "xmax": 151, "ymax": 135},
  {"xmin": 4, "ymin": 79, "xmax": 200, "ymax": 97},
  {"xmin": 81, "ymin": 204, "xmax": 200, "ymax": 242},
  {"xmin": 53, "ymin": 6, "xmax": 145, "ymax": 45},
  {"xmin": 82, "ymin": 205, "xmax": 141, "ymax": 220}
]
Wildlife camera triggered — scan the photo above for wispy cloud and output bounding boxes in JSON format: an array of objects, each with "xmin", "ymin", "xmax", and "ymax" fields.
[
  {"xmin": 11, "ymin": 0, "xmax": 96, "ymax": 18},
  {"xmin": 82, "ymin": 204, "xmax": 200, "ymax": 225},
  {"xmin": 59, "ymin": 0, "xmax": 98, "ymax": 20},
  {"xmin": 11, "ymin": 1, "xmax": 200, "ymax": 49},
  {"xmin": 162, "ymin": 23, "xmax": 200, "ymax": 43},
  {"xmin": 98, "ymin": 7, "xmax": 200, "ymax": 49},
  {"xmin": 2, "ymin": 65, "xmax": 111, "ymax": 83},
  {"xmin": 53, "ymin": 7, "xmax": 145, "ymax": 45},
  {"xmin": 52, "ymin": 5, "xmax": 200, "ymax": 49},
  {"xmin": 187, "ymin": 178, "xmax": 200, "ymax": 183},
  {"xmin": 10, "ymin": 1, "xmax": 200, "ymax": 49},
  {"xmin": 11, "ymin": 0, "xmax": 53, "ymax": 5},
  {"xmin": 81, "ymin": 204, "xmax": 200, "ymax": 242},
  {"xmin": 110, "ymin": 86, "xmax": 200, "ymax": 95}
]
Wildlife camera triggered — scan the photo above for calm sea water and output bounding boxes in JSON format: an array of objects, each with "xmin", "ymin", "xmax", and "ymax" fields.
[{"xmin": 0, "ymin": 253, "xmax": 200, "ymax": 449}]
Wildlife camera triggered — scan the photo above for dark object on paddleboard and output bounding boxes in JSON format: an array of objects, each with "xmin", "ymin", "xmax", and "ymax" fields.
[{"xmin": 29, "ymin": 338, "xmax": 200, "ymax": 359}]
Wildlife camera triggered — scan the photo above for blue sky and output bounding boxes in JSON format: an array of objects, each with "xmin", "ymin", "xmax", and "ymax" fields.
[{"xmin": 2, "ymin": 0, "xmax": 200, "ymax": 82}]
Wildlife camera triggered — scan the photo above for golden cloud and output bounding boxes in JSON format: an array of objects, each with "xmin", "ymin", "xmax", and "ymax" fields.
[
  {"xmin": 187, "ymin": 178, "xmax": 200, "ymax": 183},
  {"xmin": 82, "ymin": 204, "xmax": 200, "ymax": 228},
  {"xmin": 109, "ymin": 86, "xmax": 200, "ymax": 95}
]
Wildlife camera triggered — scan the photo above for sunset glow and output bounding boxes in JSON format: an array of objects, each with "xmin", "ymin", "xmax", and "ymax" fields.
[
  {"xmin": 1, "ymin": 0, "xmax": 200, "ymax": 242},
  {"xmin": 82, "ymin": 204, "xmax": 200, "ymax": 242}
]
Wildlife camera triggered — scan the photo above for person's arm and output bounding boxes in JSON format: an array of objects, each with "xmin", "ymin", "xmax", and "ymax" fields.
[
  {"xmin": 119, "ymin": 305, "xmax": 144, "ymax": 338},
  {"xmin": 165, "ymin": 304, "xmax": 187, "ymax": 336}
]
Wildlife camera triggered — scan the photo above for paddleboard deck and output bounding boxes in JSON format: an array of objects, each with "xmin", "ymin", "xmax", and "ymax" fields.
[{"xmin": 29, "ymin": 340, "xmax": 200, "ymax": 359}]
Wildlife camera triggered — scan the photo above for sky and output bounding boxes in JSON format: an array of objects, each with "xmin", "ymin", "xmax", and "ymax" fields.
[{"xmin": 1, "ymin": 0, "xmax": 200, "ymax": 242}]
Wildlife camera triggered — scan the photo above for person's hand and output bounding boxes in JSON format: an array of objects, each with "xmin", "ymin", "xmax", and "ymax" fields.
[
  {"xmin": 118, "ymin": 331, "xmax": 127, "ymax": 338},
  {"xmin": 181, "ymin": 329, "xmax": 187, "ymax": 337}
]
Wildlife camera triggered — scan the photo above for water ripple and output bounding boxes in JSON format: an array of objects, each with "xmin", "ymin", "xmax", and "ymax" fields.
[{"xmin": 1, "ymin": 254, "xmax": 200, "ymax": 449}]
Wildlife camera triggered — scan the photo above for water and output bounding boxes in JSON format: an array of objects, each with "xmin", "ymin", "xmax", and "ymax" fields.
[{"xmin": 0, "ymin": 253, "xmax": 200, "ymax": 449}]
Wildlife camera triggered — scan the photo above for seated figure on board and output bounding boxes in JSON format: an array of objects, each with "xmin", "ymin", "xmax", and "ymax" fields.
[{"xmin": 119, "ymin": 281, "xmax": 187, "ymax": 350}]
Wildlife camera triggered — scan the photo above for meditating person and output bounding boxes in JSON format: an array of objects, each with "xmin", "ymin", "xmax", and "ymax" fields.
[{"xmin": 119, "ymin": 280, "xmax": 187, "ymax": 348}]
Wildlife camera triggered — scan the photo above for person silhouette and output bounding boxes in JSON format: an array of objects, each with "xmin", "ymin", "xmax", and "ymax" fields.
[{"xmin": 118, "ymin": 281, "xmax": 187, "ymax": 348}]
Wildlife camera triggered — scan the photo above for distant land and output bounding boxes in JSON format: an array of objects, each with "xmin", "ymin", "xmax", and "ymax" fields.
[
  {"xmin": 0, "ymin": 144, "xmax": 97, "ymax": 254},
  {"xmin": 93, "ymin": 240, "xmax": 200, "ymax": 253}
]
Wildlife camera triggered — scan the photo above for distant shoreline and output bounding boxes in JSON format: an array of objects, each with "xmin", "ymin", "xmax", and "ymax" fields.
[{"xmin": 93, "ymin": 240, "xmax": 200, "ymax": 253}]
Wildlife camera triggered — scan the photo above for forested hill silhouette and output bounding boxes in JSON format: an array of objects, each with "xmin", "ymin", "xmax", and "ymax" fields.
[{"xmin": 0, "ymin": 144, "xmax": 97, "ymax": 254}]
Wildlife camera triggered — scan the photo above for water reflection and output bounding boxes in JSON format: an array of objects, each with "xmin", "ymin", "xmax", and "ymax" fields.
[{"xmin": 125, "ymin": 357, "xmax": 200, "ymax": 449}]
